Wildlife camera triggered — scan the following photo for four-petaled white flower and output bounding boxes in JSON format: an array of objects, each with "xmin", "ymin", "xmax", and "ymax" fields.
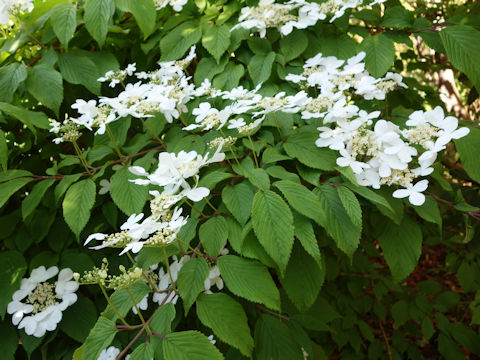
[{"xmin": 392, "ymin": 179, "xmax": 429, "ymax": 206}]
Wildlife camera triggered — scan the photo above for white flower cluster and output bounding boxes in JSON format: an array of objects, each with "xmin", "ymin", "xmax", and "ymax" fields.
[
  {"xmin": 153, "ymin": 0, "xmax": 188, "ymax": 12},
  {"xmin": 0, "ymin": 0, "xmax": 33, "ymax": 24},
  {"xmin": 7, "ymin": 266, "xmax": 78, "ymax": 337},
  {"xmin": 59, "ymin": 47, "xmax": 199, "ymax": 137},
  {"xmin": 85, "ymin": 146, "xmax": 225, "ymax": 254},
  {"xmin": 232, "ymin": 0, "xmax": 386, "ymax": 37},
  {"xmin": 315, "ymin": 105, "xmax": 469, "ymax": 205}
]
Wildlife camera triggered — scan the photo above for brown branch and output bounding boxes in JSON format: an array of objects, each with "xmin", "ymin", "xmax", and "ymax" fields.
[{"xmin": 378, "ymin": 320, "xmax": 392, "ymax": 360}]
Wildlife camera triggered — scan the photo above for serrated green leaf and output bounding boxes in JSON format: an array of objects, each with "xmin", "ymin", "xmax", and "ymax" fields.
[
  {"xmin": 80, "ymin": 317, "xmax": 117, "ymax": 360},
  {"xmin": 54, "ymin": 173, "xmax": 82, "ymax": 204},
  {"xmin": 361, "ymin": 33, "xmax": 395, "ymax": 77},
  {"xmin": 50, "ymin": 3, "xmax": 77, "ymax": 46},
  {"xmin": 22, "ymin": 179, "xmax": 55, "ymax": 220},
  {"xmin": 218, "ymin": 255, "xmax": 280, "ymax": 311},
  {"xmin": 58, "ymin": 51, "xmax": 100, "ymax": 94},
  {"xmin": 440, "ymin": 25, "xmax": 480, "ymax": 90},
  {"xmin": 248, "ymin": 52, "xmax": 276, "ymax": 85},
  {"xmin": 199, "ymin": 216, "xmax": 228, "ymax": 256},
  {"xmin": 283, "ymin": 131, "xmax": 337, "ymax": 171},
  {"xmin": 281, "ymin": 243, "xmax": 324, "ymax": 311},
  {"xmin": 62, "ymin": 179, "xmax": 96, "ymax": 236},
  {"xmin": 129, "ymin": 343, "xmax": 154, "ymax": 360},
  {"xmin": 275, "ymin": 180, "xmax": 326, "ymax": 228},
  {"xmin": 337, "ymin": 186, "xmax": 362, "ymax": 228},
  {"xmin": 202, "ymin": 24, "xmax": 231, "ymax": 62},
  {"xmin": 0, "ymin": 102, "xmax": 50, "ymax": 137},
  {"xmin": 378, "ymin": 216, "xmax": 422, "ymax": 281},
  {"xmin": 292, "ymin": 211, "xmax": 322, "ymax": 266},
  {"xmin": 160, "ymin": 21, "xmax": 202, "ymax": 61},
  {"xmin": 110, "ymin": 166, "xmax": 148, "ymax": 215},
  {"xmin": 213, "ymin": 62, "xmax": 244, "ymax": 90},
  {"xmin": 84, "ymin": 0, "xmax": 115, "ymax": 47},
  {"xmin": 0, "ymin": 176, "xmax": 32, "ymax": 209},
  {"xmin": 252, "ymin": 190, "xmax": 294, "ymax": 273},
  {"xmin": 103, "ymin": 281, "xmax": 150, "ymax": 320},
  {"xmin": 222, "ymin": 182, "xmax": 254, "ymax": 224},
  {"xmin": 279, "ymin": 30, "xmax": 308, "ymax": 62},
  {"xmin": 163, "ymin": 331, "xmax": 223, "ymax": 360},
  {"xmin": 414, "ymin": 195, "xmax": 442, "ymax": 227},
  {"xmin": 316, "ymin": 186, "xmax": 361, "ymax": 257},
  {"xmin": 115, "ymin": 0, "xmax": 156, "ymax": 37},
  {"xmin": 26, "ymin": 64, "xmax": 63, "ymax": 115},
  {"xmin": 381, "ymin": 6, "xmax": 414, "ymax": 28},
  {"xmin": 177, "ymin": 257, "xmax": 209, "ymax": 313},
  {"xmin": 0, "ymin": 62, "xmax": 27, "ymax": 102},
  {"xmin": 244, "ymin": 167, "xmax": 270, "ymax": 191},
  {"xmin": 254, "ymin": 315, "xmax": 303, "ymax": 360},
  {"xmin": 197, "ymin": 293, "xmax": 254, "ymax": 357}
]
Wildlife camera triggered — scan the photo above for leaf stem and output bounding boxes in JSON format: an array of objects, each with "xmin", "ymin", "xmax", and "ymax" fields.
[
  {"xmin": 106, "ymin": 124, "xmax": 124, "ymax": 159},
  {"xmin": 126, "ymin": 287, "xmax": 151, "ymax": 336},
  {"xmin": 72, "ymin": 140, "xmax": 92, "ymax": 175},
  {"xmin": 247, "ymin": 135, "xmax": 259, "ymax": 168},
  {"xmin": 98, "ymin": 282, "xmax": 130, "ymax": 327}
]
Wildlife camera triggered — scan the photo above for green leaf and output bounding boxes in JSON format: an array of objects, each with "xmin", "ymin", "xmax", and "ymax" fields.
[
  {"xmin": 160, "ymin": 21, "xmax": 202, "ymax": 61},
  {"xmin": 380, "ymin": 6, "xmax": 414, "ymax": 28},
  {"xmin": 378, "ymin": 216, "xmax": 422, "ymax": 281},
  {"xmin": 22, "ymin": 179, "xmax": 55, "ymax": 220},
  {"xmin": 414, "ymin": 195, "xmax": 442, "ymax": 227},
  {"xmin": 252, "ymin": 190, "xmax": 294, "ymax": 273},
  {"xmin": 421, "ymin": 317, "xmax": 435, "ymax": 340},
  {"xmin": 129, "ymin": 343, "xmax": 154, "ymax": 360},
  {"xmin": 279, "ymin": 30, "xmax": 308, "ymax": 62},
  {"xmin": 281, "ymin": 243, "xmax": 324, "ymax": 311},
  {"xmin": 212, "ymin": 62, "xmax": 244, "ymax": 90},
  {"xmin": 62, "ymin": 179, "xmax": 96, "ymax": 236},
  {"xmin": 177, "ymin": 257, "xmax": 209, "ymax": 313},
  {"xmin": 0, "ymin": 251, "xmax": 26, "ymax": 319},
  {"xmin": 316, "ymin": 185, "xmax": 362, "ymax": 257},
  {"xmin": 254, "ymin": 315, "xmax": 303, "ymax": 360},
  {"xmin": 0, "ymin": 176, "xmax": 32, "ymax": 209},
  {"xmin": 60, "ymin": 294, "xmax": 97, "ymax": 342},
  {"xmin": 244, "ymin": 167, "xmax": 270, "ymax": 191},
  {"xmin": 84, "ymin": 0, "xmax": 115, "ymax": 47},
  {"xmin": 110, "ymin": 166, "xmax": 149, "ymax": 215},
  {"xmin": 103, "ymin": 281, "xmax": 150, "ymax": 320},
  {"xmin": 163, "ymin": 331, "xmax": 223, "ymax": 360},
  {"xmin": 391, "ymin": 300, "xmax": 409, "ymax": 327},
  {"xmin": 222, "ymin": 182, "xmax": 254, "ymax": 224},
  {"xmin": 293, "ymin": 212, "xmax": 322, "ymax": 265},
  {"xmin": 50, "ymin": 3, "xmax": 77, "ymax": 46},
  {"xmin": 197, "ymin": 293, "xmax": 254, "ymax": 357},
  {"xmin": 202, "ymin": 24, "xmax": 231, "ymax": 62},
  {"xmin": 0, "ymin": 62, "xmax": 27, "ymax": 102},
  {"xmin": 274, "ymin": 180, "xmax": 326, "ymax": 228},
  {"xmin": 80, "ymin": 317, "xmax": 117, "ymax": 360},
  {"xmin": 283, "ymin": 131, "xmax": 337, "ymax": 171},
  {"xmin": 0, "ymin": 320, "xmax": 18, "ymax": 359},
  {"xmin": 194, "ymin": 57, "xmax": 227, "ymax": 86},
  {"xmin": 455, "ymin": 127, "xmax": 480, "ymax": 183},
  {"xmin": 54, "ymin": 173, "xmax": 82, "ymax": 204},
  {"xmin": 266, "ymin": 166, "xmax": 300, "ymax": 183},
  {"xmin": 199, "ymin": 216, "xmax": 228, "ymax": 256},
  {"xmin": 440, "ymin": 25, "xmax": 480, "ymax": 90},
  {"xmin": 218, "ymin": 255, "xmax": 280, "ymax": 311},
  {"xmin": 58, "ymin": 51, "xmax": 100, "ymax": 94},
  {"xmin": 361, "ymin": 33, "xmax": 395, "ymax": 77},
  {"xmin": 336, "ymin": 186, "xmax": 362, "ymax": 228},
  {"xmin": 150, "ymin": 303, "xmax": 176, "ymax": 359},
  {"xmin": 248, "ymin": 52, "xmax": 276, "ymax": 85},
  {"xmin": 115, "ymin": 0, "xmax": 156, "ymax": 37},
  {"xmin": 26, "ymin": 64, "xmax": 63, "ymax": 115},
  {"xmin": 0, "ymin": 102, "xmax": 50, "ymax": 136},
  {"xmin": 0, "ymin": 130, "xmax": 7, "ymax": 171}
]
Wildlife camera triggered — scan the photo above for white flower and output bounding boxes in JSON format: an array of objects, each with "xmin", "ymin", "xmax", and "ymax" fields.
[
  {"xmin": 208, "ymin": 334, "xmax": 216, "ymax": 345},
  {"xmin": 98, "ymin": 179, "xmax": 111, "ymax": 195},
  {"xmin": 336, "ymin": 149, "xmax": 370, "ymax": 174},
  {"xmin": 204, "ymin": 266, "xmax": 224, "ymax": 294},
  {"xmin": 7, "ymin": 266, "xmax": 78, "ymax": 338},
  {"xmin": 228, "ymin": 118, "xmax": 246, "ymax": 129},
  {"xmin": 98, "ymin": 346, "xmax": 121, "ymax": 360},
  {"xmin": 392, "ymin": 179, "xmax": 429, "ymax": 206}
]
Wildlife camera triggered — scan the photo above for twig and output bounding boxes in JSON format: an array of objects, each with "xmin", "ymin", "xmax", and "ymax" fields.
[{"xmin": 378, "ymin": 320, "xmax": 392, "ymax": 360}]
